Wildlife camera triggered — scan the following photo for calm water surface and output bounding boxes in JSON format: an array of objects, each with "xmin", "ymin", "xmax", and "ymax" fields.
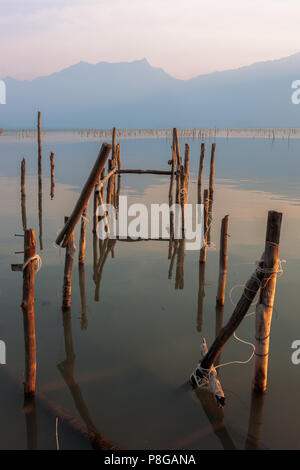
[{"xmin": 0, "ymin": 134, "xmax": 299, "ymax": 450}]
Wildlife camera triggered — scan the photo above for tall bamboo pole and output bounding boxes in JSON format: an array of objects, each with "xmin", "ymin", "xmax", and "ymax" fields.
[
  {"xmin": 209, "ymin": 143, "xmax": 216, "ymax": 199},
  {"xmin": 197, "ymin": 144, "xmax": 206, "ymax": 205},
  {"xmin": 201, "ymin": 211, "xmax": 282, "ymax": 372},
  {"xmin": 21, "ymin": 158, "xmax": 27, "ymax": 230},
  {"xmin": 253, "ymin": 210, "xmax": 282, "ymax": 392}
]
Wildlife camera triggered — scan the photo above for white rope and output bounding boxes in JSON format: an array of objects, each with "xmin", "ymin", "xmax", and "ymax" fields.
[
  {"xmin": 208, "ymin": 258, "xmax": 286, "ymax": 373},
  {"xmin": 22, "ymin": 254, "xmax": 42, "ymax": 273}
]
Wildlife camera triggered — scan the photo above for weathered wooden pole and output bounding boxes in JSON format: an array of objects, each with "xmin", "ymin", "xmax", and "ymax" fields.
[
  {"xmin": 79, "ymin": 207, "xmax": 87, "ymax": 265},
  {"xmin": 173, "ymin": 128, "xmax": 182, "ymax": 167},
  {"xmin": 56, "ymin": 143, "xmax": 111, "ymax": 247},
  {"xmin": 253, "ymin": 210, "xmax": 282, "ymax": 393},
  {"xmin": 209, "ymin": 143, "xmax": 216, "ymax": 199},
  {"xmin": 50, "ymin": 152, "xmax": 55, "ymax": 199},
  {"xmin": 168, "ymin": 131, "xmax": 177, "ymax": 205},
  {"xmin": 184, "ymin": 143, "xmax": 190, "ymax": 189},
  {"xmin": 37, "ymin": 111, "xmax": 42, "ymax": 177},
  {"xmin": 21, "ymin": 158, "xmax": 27, "ymax": 230},
  {"xmin": 201, "ymin": 211, "xmax": 282, "ymax": 372},
  {"xmin": 21, "ymin": 229, "xmax": 37, "ymax": 396},
  {"xmin": 62, "ymin": 217, "xmax": 76, "ymax": 310},
  {"xmin": 200, "ymin": 189, "xmax": 210, "ymax": 263},
  {"xmin": 197, "ymin": 143, "xmax": 206, "ymax": 205},
  {"xmin": 216, "ymin": 215, "xmax": 229, "ymax": 306}
]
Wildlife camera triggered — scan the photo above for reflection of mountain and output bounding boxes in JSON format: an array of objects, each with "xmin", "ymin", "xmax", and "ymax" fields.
[{"xmin": 2, "ymin": 53, "xmax": 300, "ymax": 128}]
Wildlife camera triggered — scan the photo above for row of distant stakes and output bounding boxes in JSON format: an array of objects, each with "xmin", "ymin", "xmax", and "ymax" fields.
[{"xmin": 13, "ymin": 113, "xmax": 283, "ymax": 449}]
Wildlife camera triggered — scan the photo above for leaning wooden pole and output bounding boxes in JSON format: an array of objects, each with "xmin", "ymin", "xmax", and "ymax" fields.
[
  {"xmin": 21, "ymin": 229, "xmax": 37, "ymax": 396},
  {"xmin": 62, "ymin": 217, "xmax": 76, "ymax": 310},
  {"xmin": 253, "ymin": 210, "xmax": 282, "ymax": 393},
  {"xmin": 200, "ymin": 189, "xmax": 210, "ymax": 263},
  {"xmin": 197, "ymin": 143, "xmax": 206, "ymax": 204},
  {"xmin": 216, "ymin": 215, "xmax": 229, "ymax": 306},
  {"xmin": 21, "ymin": 158, "xmax": 27, "ymax": 231},
  {"xmin": 56, "ymin": 143, "xmax": 112, "ymax": 247},
  {"xmin": 201, "ymin": 211, "xmax": 282, "ymax": 371}
]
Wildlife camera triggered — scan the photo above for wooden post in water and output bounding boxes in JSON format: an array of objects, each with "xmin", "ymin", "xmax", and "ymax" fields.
[
  {"xmin": 37, "ymin": 112, "xmax": 43, "ymax": 250},
  {"xmin": 37, "ymin": 111, "xmax": 42, "ymax": 177},
  {"xmin": 216, "ymin": 215, "xmax": 229, "ymax": 306},
  {"xmin": 21, "ymin": 158, "xmax": 27, "ymax": 230},
  {"xmin": 209, "ymin": 143, "xmax": 216, "ymax": 199},
  {"xmin": 184, "ymin": 143, "xmax": 190, "ymax": 189},
  {"xmin": 56, "ymin": 143, "xmax": 111, "ymax": 247},
  {"xmin": 253, "ymin": 210, "xmax": 282, "ymax": 393},
  {"xmin": 50, "ymin": 152, "xmax": 55, "ymax": 199},
  {"xmin": 201, "ymin": 211, "xmax": 282, "ymax": 372},
  {"xmin": 21, "ymin": 229, "xmax": 37, "ymax": 396},
  {"xmin": 62, "ymin": 217, "xmax": 75, "ymax": 310},
  {"xmin": 200, "ymin": 189, "xmax": 210, "ymax": 263},
  {"xmin": 197, "ymin": 143, "xmax": 206, "ymax": 204}
]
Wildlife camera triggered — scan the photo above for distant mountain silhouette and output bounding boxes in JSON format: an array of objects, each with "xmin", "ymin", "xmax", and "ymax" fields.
[{"xmin": 1, "ymin": 54, "xmax": 300, "ymax": 128}]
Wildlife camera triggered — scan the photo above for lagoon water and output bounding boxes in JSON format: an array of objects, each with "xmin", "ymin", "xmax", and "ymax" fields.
[{"xmin": 0, "ymin": 133, "xmax": 299, "ymax": 449}]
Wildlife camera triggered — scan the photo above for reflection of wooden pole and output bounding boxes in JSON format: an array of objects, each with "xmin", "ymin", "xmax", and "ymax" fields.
[
  {"xmin": 175, "ymin": 239, "xmax": 185, "ymax": 290},
  {"xmin": 197, "ymin": 261, "xmax": 206, "ymax": 332},
  {"xmin": 21, "ymin": 229, "xmax": 37, "ymax": 396},
  {"xmin": 57, "ymin": 308, "xmax": 115, "ymax": 449},
  {"xmin": 216, "ymin": 215, "xmax": 229, "ymax": 306},
  {"xmin": 50, "ymin": 152, "xmax": 55, "ymax": 199},
  {"xmin": 23, "ymin": 395, "xmax": 38, "ymax": 450},
  {"xmin": 253, "ymin": 211, "xmax": 282, "ymax": 393},
  {"xmin": 195, "ymin": 388, "xmax": 235, "ymax": 449},
  {"xmin": 21, "ymin": 158, "xmax": 27, "ymax": 230},
  {"xmin": 245, "ymin": 390, "xmax": 266, "ymax": 450},
  {"xmin": 200, "ymin": 189, "xmax": 209, "ymax": 263},
  {"xmin": 62, "ymin": 217, "xmax": 75, "ymax": 310},
  {"xmin": 201, "ymin": 211, "xmax": 282, "ymax": 372},
  {"xmin": 56, "ymin": 143, "xmax": 112, "ymax": 247},
  {"xmin": 198, "ymin": 143, "xmax": 205, "ymax": 204},
  {"xmin": 209, "ymin": 143, "xmax": 216, "ymax": 199},
  {"xmin": 79, "ymin": 207, "xmax": 87, "ymax": 264},
  {"xmin": 79, "ymin": 263, "xmax": 88, "ymax": 330}
]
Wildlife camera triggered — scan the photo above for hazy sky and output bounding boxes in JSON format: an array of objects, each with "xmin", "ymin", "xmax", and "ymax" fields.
[{"xmin": 1, "ymin": 0, "xmax": 300, "ymax": 80}]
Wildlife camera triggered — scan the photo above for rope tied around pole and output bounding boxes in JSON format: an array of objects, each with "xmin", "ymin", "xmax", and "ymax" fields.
[{"xmin": 22, "ymin": 254, "xmax": 42, "ymax": 273}]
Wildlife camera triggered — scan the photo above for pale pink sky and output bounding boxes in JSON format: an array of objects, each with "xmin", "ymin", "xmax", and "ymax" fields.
[{"xmin": 1, "ymin": 0, "xmax": 300, "ymax": 80}]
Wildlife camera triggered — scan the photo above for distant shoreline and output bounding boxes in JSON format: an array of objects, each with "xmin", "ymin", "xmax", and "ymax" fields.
[{"xmin": 0, "ymin": 128, "xmax": 300, "ymax": 143}]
